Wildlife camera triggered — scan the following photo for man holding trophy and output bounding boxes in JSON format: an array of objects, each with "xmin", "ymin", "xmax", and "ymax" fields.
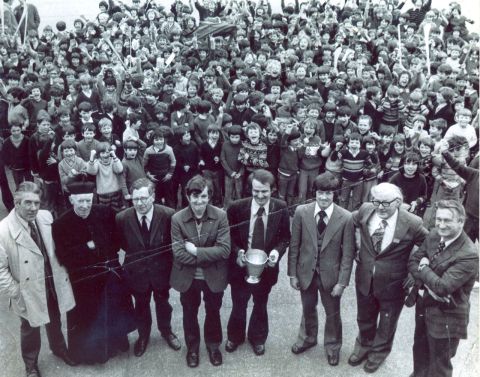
[{"xmin": 226, "ymin": 169, "xmax": 291, "ymax": 356}]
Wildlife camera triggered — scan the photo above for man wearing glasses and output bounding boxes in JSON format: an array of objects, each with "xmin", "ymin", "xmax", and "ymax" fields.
[
  {"xmin": 348, "ymin": 182, "xmax": 428, "ymax": 373},
  {"xmin": 116, "ymin": 178, "xmax": 181, "ymax": 357}
]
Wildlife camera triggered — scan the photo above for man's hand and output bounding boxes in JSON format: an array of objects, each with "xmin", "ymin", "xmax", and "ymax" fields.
[
  {"xmin": 185, "ymin": 241, "xmax": 197, "ymax": 256},
  {"xmin": 267, "ymin": 250, "xmax": 279, "ymax": 267},
  {"xmin": 146, "ymin": 172, "xmax": 158, "ymax": 182},
  {"xmin": 236, "ymin": 249, "xmax": 246, "ymax": 267},
  {"xmin": 162, "ymin": 173, "xmax": 172, "ymax": 182},
  {"xmin": 331, "ymin": 284, "xmax": 345, "ymax": 297},
  {"xmin": 290, "ymin": 276, "xmax": 300, "ymax": 290},
  {"xmin": 86, "ymin": 240, "xmax": 96, "ymax": 250},
  {"xmin": 402, "ymin": 273, "xmax": 415, "ymax": 289},
  {"xmin": 419, "ymin": 257, "xmax": 430, "ymax": 271}
]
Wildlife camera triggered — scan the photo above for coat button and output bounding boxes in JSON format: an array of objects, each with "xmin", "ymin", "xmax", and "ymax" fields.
[
  {"xmin": 25, "ymin": 278, "xmax": 29, "ymax": 281},
  {"xmin": 24, "ymin": 260, "xmax": 28, "ymax": 263}
]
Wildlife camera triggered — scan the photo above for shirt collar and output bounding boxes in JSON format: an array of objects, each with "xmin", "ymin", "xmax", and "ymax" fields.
[
  {"xmin": 314, "ymin": 202, "xmax": 334, "ymax": 220},
  {"xmin": 15, "ymin": 211, "xmax": 30, "ymax": 231},
  {"xmin": 251, "ymin": 199, "xmax": 270, "ymax": 217},
  {"xmin": 136, "ymin": 206, "xmax": 154, "ymax": 223},
  {"xmin": 442, "ymin": 230, "xmax": 463, "ymax": 249},
  {"xmin": 372, "ymin": 208, "xmax": 399, "ymax": 229}
]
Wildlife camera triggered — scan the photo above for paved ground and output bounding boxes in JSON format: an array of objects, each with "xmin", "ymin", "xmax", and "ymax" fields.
[{"xmin": 0, "ymin": 175, "xmax": 478, "ymax": 377}]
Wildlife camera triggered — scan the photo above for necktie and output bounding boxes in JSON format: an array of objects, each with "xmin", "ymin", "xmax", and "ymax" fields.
[
  {"xmin": 141, "ymin": 215, "xmax": 150, "ymax": 248},
  {"xmin": 317, "ymin": 210, "xmax": 327, "ymax": 235},
  {"xmin": 29, "ymin": 222, "xmax": 43, "ymax": 251},
  {"xmin": 432, "ymin": 240, "xmax": 446, "ymax": 261},
  {"xmin": 29, "ymin": 222, "xmax": 56, "ymax": 300},
  {"xmin": 371, "ymin": 220, "xmax": 387, "ymax": 254},
  {"xmin": 251, "ymin": 206, "xmax": 265, "ymax": 250}
]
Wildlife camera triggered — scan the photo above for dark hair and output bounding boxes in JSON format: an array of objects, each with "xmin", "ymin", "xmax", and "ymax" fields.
[
  {"xmin": 250, "ymin": 169, "xmax": 275, "ymax": 187},
  {"xmin": 313, "ymin": 172, "xmax": 340, "ymax": 191},
  {"xmin": 61, "ymin": 139, "xmax": 77, "ymax": 151},
  {"xmin": 227, "ymin": 125, "xmax": 243, "ymax": 136},
  {"xmin": 185, "ymin": 175, "xmax": 212, "ymax": 197}
]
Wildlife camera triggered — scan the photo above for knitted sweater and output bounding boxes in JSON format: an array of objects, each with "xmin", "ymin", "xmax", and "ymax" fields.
[
  {"xmin": 143, "ymin": 145, "xmax": 176, "ymax": 177},
  {"xmin": 86, "ymin": 158, "xmax": 123, "ymax": 195},
  {"xmin": 239, "ymin": 140, "xmax": 269, "ymax": 170},
  {"xmin": 298, "ymin": 135, "xmax": 323, "ymax": 171},
  {"xmin": 121, "ymin": 157, "xmax": 146, "ymax": 196}
]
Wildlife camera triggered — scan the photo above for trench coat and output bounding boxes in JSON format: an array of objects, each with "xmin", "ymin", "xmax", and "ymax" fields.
[{"xmin": 0, "ymin": 209, "xmax": 75, "ymax": 327}]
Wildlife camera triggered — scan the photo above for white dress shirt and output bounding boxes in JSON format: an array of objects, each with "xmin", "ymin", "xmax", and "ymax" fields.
[
  {"xmin": 314, "ymin": 202, "xmax": 334, "ymax": 226},
  {"xmin": 368, "ymin": 209, "xmax": 399, "ymax": 252},
  {"xmin": 136, "ymin": 206, "xmax": 154, "ymax": 230}
]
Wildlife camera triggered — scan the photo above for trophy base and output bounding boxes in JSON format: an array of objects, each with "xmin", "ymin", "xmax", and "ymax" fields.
[{"xmin": 245, "ymin": 276, "xmax": 261, "ymax": 284}]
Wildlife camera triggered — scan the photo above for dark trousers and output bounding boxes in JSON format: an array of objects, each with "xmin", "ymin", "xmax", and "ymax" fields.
[
  {"xmin": 353, "ymin": 285, "xmax": 404, "ymax": 364},
  {"xmin": 11, "ymin": 169, "xmax": 33, "ymax": 189},
  {"xmin": 20, "ymin": 289, "xmax": 67, "ymax": 372},
  {"xmin": 0, "ymin": 163, "xmax": 13, "ymax": 211},
  {"xmin": 133, "ymin": 285, "xmax": 173, "ymax": 339},
  {"xmin": 297, "ymin": 273, "xmax": 342, "ymax": 357},
  {"xmin": 412, "ymin": 298, "xmax": 460, "ymax": 377},
  {"xmin": 180, "ymin": 279, "xmax": 223, "ymax": 352},
  {"xmin": 227, "ymin": 279, "xmax": 272, "ymax": 346}
]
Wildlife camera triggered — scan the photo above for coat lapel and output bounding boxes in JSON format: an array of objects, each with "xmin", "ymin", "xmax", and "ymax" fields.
[
  {"xmin": 321, "ymin": 204, "xmax": 343, "ymax": 251},
  {"xmin": 239, "ymin": 199, "xmax": 253, "ymax": 248},
  {"xmin": 305, "ymin": 203, "xmax": 318, "ymax": 248},
  {"xmin": 387, "ymin": 210, "xmax": 409, "ymax": 249},
  {"xmin": 8, "ymin": 211, "xmax": 42, "ymax": 256},
  {"xmin": 363, "ymin": 207, "xmax": 377, "ymax": 254},
  {"xmin": 431, "ymin": 233, "xmax": 465, "ymax": 268},
  {"xmin": 265, "ymin": 200, "xmax": 279, "ymax": 247},
  {"xmin": 127, "ymin": 210, "xmax": 145, "ymax": 247}
]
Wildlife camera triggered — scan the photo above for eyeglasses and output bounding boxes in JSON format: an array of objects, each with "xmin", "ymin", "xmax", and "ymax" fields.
[
  {"xmin": 371, "ymin": 199, "xmax": 398, "ymax": 208},
  {"xmin": 132, "ymin": 195, "xmax": 152, "ymax": 203}
]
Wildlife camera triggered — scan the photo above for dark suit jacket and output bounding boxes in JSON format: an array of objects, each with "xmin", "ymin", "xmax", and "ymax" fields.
[
  {"xmin": 227, "ymin": 198, "xmax": 290, "ymax": 286},
  {"xmin": 288, "ymin": 203, "xmax": 355, "ymax": 291},
  {"xmin": 115, "ymin": 204, "xmax": 175, "ymax": 293},
  {"xmin": 408, "ymin": 230, "xmax": 478, "ymax": 339},
  {"xmin": 352, "ymin": 203, "xmax": 428, "ymax": 300},
  {"xmin": 170, "ymin": 204, "xmax": 230, "ymax": 293}
]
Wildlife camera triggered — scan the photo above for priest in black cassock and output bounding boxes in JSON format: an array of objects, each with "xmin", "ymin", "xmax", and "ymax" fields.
[{"xmin": 52, "ymin": 182, "xmax": 135, "ymax": 364}]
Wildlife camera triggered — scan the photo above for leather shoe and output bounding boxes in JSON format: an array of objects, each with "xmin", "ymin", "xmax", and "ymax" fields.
[
  {"xmin": 133, "ymin": 337, "xmax": 149, "ymax": 357},
  {"xmin": 163, "ymin": 332, "xmax": 181, "ymax": 351},
  {"xmin": 26, "ymin": 367, "xmax": 41, "ymax": 377},
  {"xmin": 186, "ymin": 351, "xmax": 199, "ymax": 368},
  {"xmin": 52, "ymin": 349, "xmax": 78, "ymax": 366},
  {"xmin": 252, "ymin": 344, "xmax": 265, "ymax": 356},
  {"xmin": 364, "ymin": 360, "xmax": 382, "ymax": 373},
  {"xmin": 291, "ymin": 342, "xmax": 317, "ymax": 355},
  {"xmin": 348, "ymin": 352, "xmax": 368, "ymax": 366},
  {"xmin": 327, "ymin": 353, "xmax": 340, "ymax": 366},
  {"xmin": 225, "ymin": 340, "xmax": 240, "ymax": 353},
  {"xmin": 207, "ymin": 348, "xmax": 223, "ymax": 366}
]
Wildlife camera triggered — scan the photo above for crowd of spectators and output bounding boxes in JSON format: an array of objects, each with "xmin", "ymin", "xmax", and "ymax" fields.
[{"xmin": 0, "ymin": 0, "xmax": 478, "ymax": 241}]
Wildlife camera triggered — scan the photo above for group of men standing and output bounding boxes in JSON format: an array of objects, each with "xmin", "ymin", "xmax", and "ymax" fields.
[{"xmin": 0, "ymin": 169, "xmax": 477, "ymax": 377}]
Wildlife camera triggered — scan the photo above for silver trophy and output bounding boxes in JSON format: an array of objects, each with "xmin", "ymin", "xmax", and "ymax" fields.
[{"xmin": 244, "ymin": 249, "xmax": 268, "ymax": 284}]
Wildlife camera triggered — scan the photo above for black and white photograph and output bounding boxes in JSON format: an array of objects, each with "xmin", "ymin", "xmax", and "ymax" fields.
[{"xmin": 0, "ymin": 0, "xmax": 478, "ymax": 376}]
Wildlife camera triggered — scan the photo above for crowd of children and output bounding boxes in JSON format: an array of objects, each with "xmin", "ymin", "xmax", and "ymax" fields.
[{"xmin": 0, "ymin": 0, "xmax": 478, "ymax": 241}]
